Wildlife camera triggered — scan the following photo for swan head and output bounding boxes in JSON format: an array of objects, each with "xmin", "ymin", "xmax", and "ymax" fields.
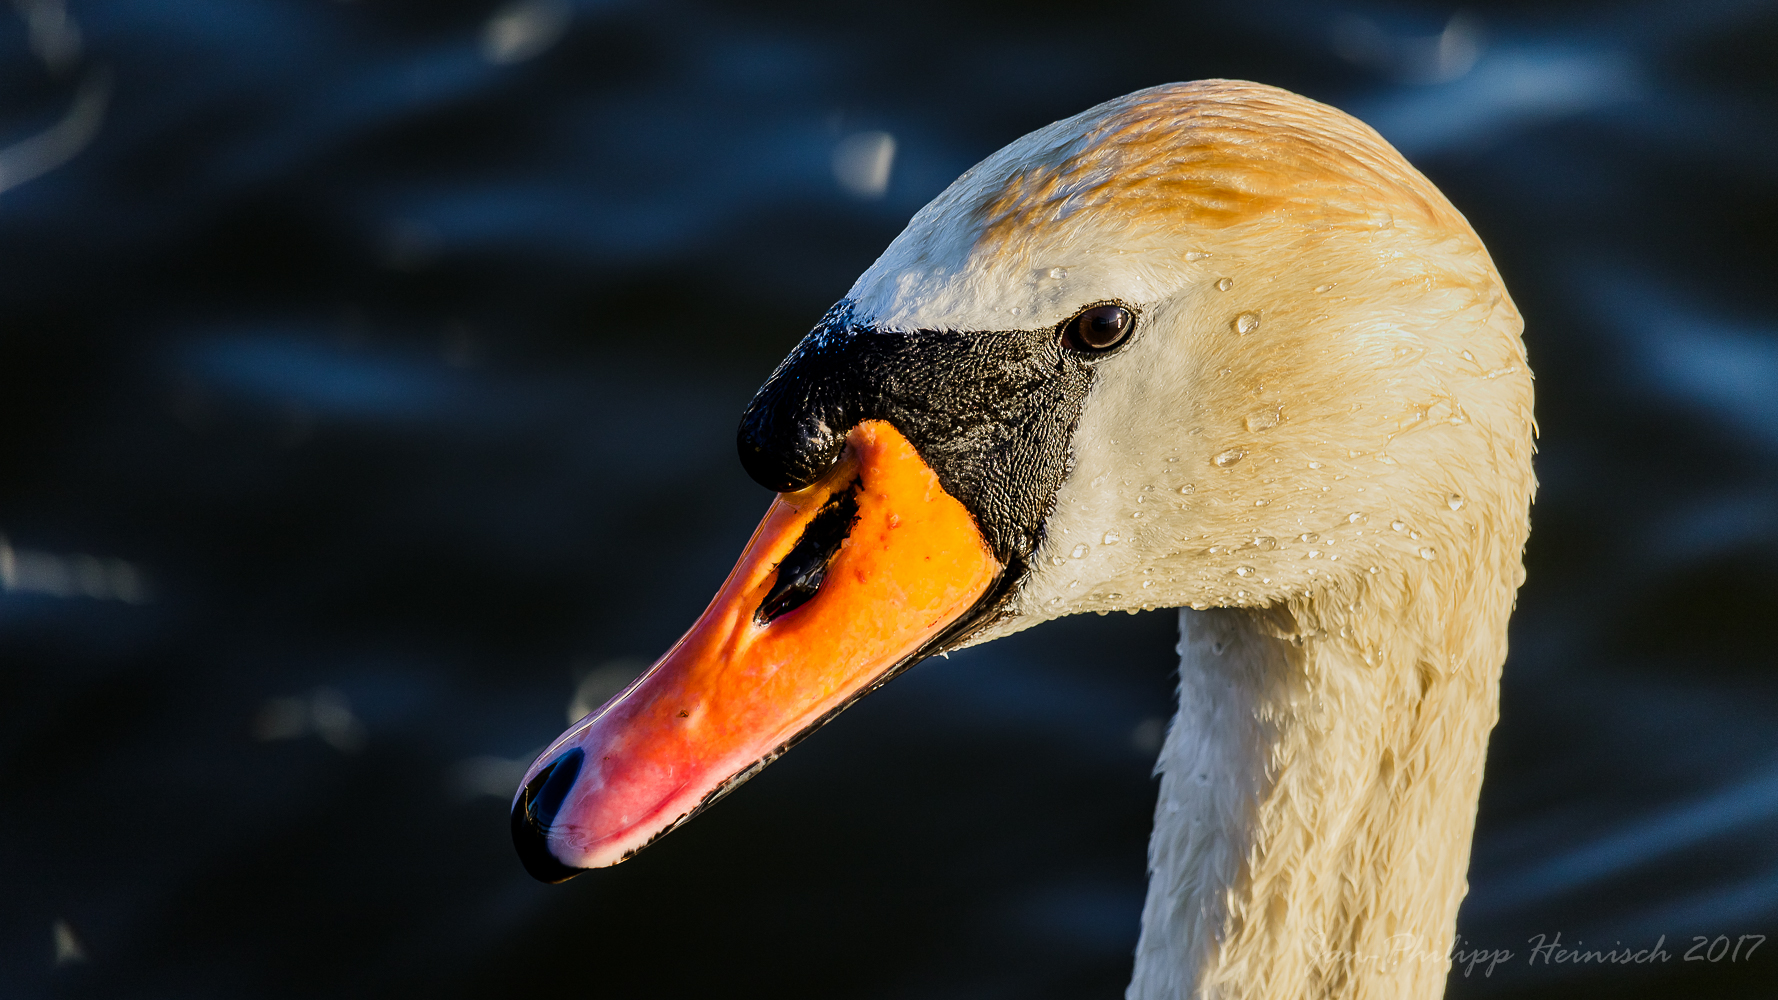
[{"xmin": 512, "ymin": 80, "xmax": 1533, "ymax": 881}]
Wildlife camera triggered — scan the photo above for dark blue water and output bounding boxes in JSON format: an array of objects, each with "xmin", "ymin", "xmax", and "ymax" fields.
[{"xmin": 2, "ymin": 1, "xmax": 1774, "ymax": 997}]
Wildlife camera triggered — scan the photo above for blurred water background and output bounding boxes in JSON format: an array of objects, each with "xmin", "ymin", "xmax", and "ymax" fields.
[{"xmin": 1, "ymin": 1, "xmax": 1774, "ymax": 997}]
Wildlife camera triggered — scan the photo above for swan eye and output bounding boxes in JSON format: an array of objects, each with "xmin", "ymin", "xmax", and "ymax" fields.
[{"xmin": 1061, "ymin": 304, "xmax": 1134, "ymax": 352}]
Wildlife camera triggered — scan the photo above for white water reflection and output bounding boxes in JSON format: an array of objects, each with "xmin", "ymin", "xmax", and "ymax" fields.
[
  {"xmin": 1585, "ymin": 272, "xmax": 1778, "ymax": 449},
  {"xmin": 254, "ymin": 687, "xmax": 369, "ymax": 753},
  {"xmin": 51, "ymin": 918, "xmax": 85, "ymax": 966},
  {"xmin": 1467, "ymin": 759, "xmax": 1778, "ymax": 920},
  {"xmin": 1331, "ymin": 11, "xmax": 1484, "ymax": 85},
  {"xmin": 14, "ymin": 0, "xmax": 82, "ymax": 73},
  {"xmin": 1355, "ymin": 45, "xmax": 1638, "ymax": 157},
  {"xmin": 833, "ymin": 130, "xmax": 896, "ymax": 198},
  {"xmin": 0, "ymin": 535, "xmax": 148, "ymax": 603},
  {"xmin": 482, "ymin": 0, "xmax": 573, "ymax": 65},
  {"xmin": 452, "ymin": 754, "xmax": 531, "ymax": 799},
  {"xmin": 0, "ymin": 68, "xmax": 108, "ymax": 195},
  {"xmin": 567, "ymin": 658, "xmax": 645, "ymax": 724}
]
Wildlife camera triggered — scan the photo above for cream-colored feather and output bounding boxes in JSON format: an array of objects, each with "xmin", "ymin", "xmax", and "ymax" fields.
[{"xmin": 852, "ymin": 81, "xmax": 1535, "ymax": 999}]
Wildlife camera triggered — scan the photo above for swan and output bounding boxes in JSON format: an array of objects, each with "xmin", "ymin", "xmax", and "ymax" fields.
[{"xmin": 512, "ymin": 80, "xmax": 1534, "ymax": 999}]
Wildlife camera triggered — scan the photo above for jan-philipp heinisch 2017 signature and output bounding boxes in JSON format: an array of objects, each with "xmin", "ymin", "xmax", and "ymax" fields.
[
  {"xmin": 1453, "ymin": 932, "xmax": 1766, "ymax": 978},
  {"xmin": 1315, "ymin": 932, "xmax": 1766, "ymax": 978}
]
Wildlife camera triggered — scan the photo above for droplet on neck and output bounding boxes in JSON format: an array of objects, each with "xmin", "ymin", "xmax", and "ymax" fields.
[
  {"xmin": 1418, "ymin": 547, "xmax": 1436, "ymax": 560},
  {"xmin": 1048, "ymin": 266, "xmax": 1067, "ymax": 280},
  {"xmin": 1070, "ymin": 543, "xmax": 1089, "ymax": 559},
  {"xmin": 1232, "ymin": 312, "xmax": 1260, "ymax": 335},
  {"xmin": 1245, "ymin": 408, "xmax": 1281, "ymax": 432},
  {"xmin": 1102, "ymin": 531, "xmax": 1121, "ymax": 545},
  {"xmin": 1447, "ymin": 493, "xmax": 1465, "ymax": 511},
  {"xmin": 1212, "ymin": 448, "xmax": 1247, "ymax": 467},
  {"xmin": 1234, "ymin": 565, "xmax": 1255, "ymax": 578},
  {"xmin": 1348, "ymin": 512, "xmax": 1363, "ymax": 523},
  {"xmin": 1185, "ymin": 250, "xmax": 1209, "ymax": 261},
  {"xmin": 1179, "ymin": 483, "xmax": 1196, "ymax": 494},
  {"xmin": 1314, "ymin": 283, "xmax": 1335, "ymax": 293},
  {"xmin": 1215, "ymin": 277, "xmax": 1233, "ymax": 292},
  {"xmin": 1391, "ymin": 520, "xmax": 1406, "ymax": 532}
]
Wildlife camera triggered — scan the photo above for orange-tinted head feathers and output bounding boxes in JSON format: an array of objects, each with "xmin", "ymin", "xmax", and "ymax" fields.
[
  {"xmin": 970, "ymin": 81, "xmax": 1466, "ymax": 254},
  {"xmin": 850, "ymin": 81, "xmax": 1493, "ymax": 334}
]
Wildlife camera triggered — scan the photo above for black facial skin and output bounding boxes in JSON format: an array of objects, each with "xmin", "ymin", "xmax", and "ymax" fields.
[{"xmin": 739, "ymin": 298, "xmax": 1120, "ymax": 568}]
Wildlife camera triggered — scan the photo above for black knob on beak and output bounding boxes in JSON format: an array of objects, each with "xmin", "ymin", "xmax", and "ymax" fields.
[{"xmin": 736, "ymin": 302, "xmax": 863, "ymax": 493}]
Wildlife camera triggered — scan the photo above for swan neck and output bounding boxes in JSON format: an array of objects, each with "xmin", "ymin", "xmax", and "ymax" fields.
[{"xmin": 1131, "ymin": 573, "xmax": 1512, "ymax": 999}]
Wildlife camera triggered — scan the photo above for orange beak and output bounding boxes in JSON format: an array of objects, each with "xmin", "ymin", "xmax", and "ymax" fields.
[{"xmin": 512, "ymin": 420, "xmax": 1003, "ymax": 880}]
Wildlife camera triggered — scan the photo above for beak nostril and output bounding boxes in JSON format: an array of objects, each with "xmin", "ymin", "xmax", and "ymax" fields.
[
  {"xmin": 510, "ymin": 748, "xmax": 588, "ymax": 883},
  {"xmin": 756, "ymin": 481, "xmax": 861, "ymax": 624}
]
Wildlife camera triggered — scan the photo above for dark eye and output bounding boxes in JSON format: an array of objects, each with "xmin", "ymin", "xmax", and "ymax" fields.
[{"xmin": 1060, "ymin": 304, "xmax": 1134, "ymax": 352}]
